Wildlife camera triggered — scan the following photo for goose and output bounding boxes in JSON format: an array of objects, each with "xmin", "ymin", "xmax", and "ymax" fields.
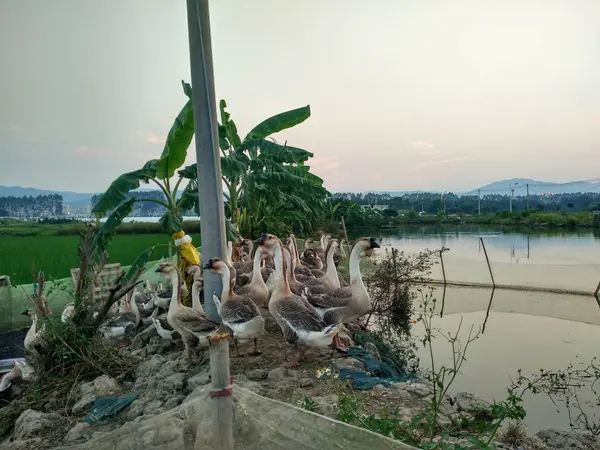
[
  {"xmin": 303, "ymin": 239, "xmax": 341, "ymax": 295},
  {"xmin": 0, "ymin": 360, "xmax": 34, "ymax": 397},
  {"xmin": 301, "ymin": 248, "xmax": 324, "ymax": 276},
  {"xmin": 204, "ymin": 258, "xmax": 265, "ymax": 356},
  {"xmin": 288, "ymin": 235, "xmax": 314, "ymax": 279},
  {"xmin": 99, "ymin": 289, "xmax": 141, "ymax": 339},
  {"xmin": 304, "ymin": 238, "xmax": 325, "ymax": 262},
  {"xmin": 146, "ymin": 282, "xmax": 189, "ymax": 310},
  {"xmin": 255, "ymin": 233, "xmax": 341, "ymax": 368},
  {"xmin": 283, "ymin": 246, "xmax": 310, "ymax": 297},
  {"xmin": 233, "ymin": 247, "xmax": 269, "ymax": 308},
  {"xmin": 61, "ymin": 302, "xmax": 75, "ymax": 323},
  {"xmin": 22, "ymin": 309, "xmax": 43, "ymax": 354},
  {"xmin": 185, "ymin": 265, "xmax": 205, "ymax": 313},
  {"xmin": 151, "ymin": 308, "xmax": 175, "ymax": 340},
  {"xmin": 308, "ymin": 237, "xmax": 380, "ymax": 350},
  {"xmin": 155, "ymin": 262, "xmax": 218, "ymax": 361}
]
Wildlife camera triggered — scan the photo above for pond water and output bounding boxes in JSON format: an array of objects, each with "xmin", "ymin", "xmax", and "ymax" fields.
[
  {"xmin": 412, "ymin": 286, "xmax": 600, "ymax": 433},
  {"xmin": 371, "ymin": 225, "xmax": 600, "ymax": 294},
  {"xmin": 371, "ymin": 226, "xmax": 600, "ymax": 433}
]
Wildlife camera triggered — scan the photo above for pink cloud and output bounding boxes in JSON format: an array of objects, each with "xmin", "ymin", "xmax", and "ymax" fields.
[
  {"xmin": 74, "ymin": 145, "xmax": 99, "ymax": 156},
  {"xmin": 409, "ymin": 140, "xmax": 436, "ymax": 149},
  {"xmin": 308, "ymin": 156, "xmax": 343, "ymax": 190},
  {"xmin": 133, "ymin": 130, "xmax": 164, "ymax": 146}
]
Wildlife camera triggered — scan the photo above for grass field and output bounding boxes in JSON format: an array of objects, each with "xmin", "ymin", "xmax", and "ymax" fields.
[{"xmin": 0, "ymin": 233, "xmax": 201, "ymax": 285}]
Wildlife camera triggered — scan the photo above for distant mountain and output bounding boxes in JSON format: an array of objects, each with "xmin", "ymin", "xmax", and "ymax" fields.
[
  {"xmin": 464, "ymin": 178, "xmax": 600, "ymax": 196},
  {"xmin": 0, "ymin": 185, "xmax": 96, "ymax": 207}
]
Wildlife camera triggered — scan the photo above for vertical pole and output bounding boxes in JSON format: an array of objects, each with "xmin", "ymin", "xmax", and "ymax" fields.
[
  {"xmin": 207, "ymin": 325, "xmax": 234, "ymax": 450},
  {"xmin": 186, "ymin": 0, "xmax": 225, "ymax": 322},
  {"xmin": 341, "ymin": 216, "xmax": 350, "ymax": 252},
  {"xmin": 509, "ymin": 185, "xmax": 513, "ymax": 213},
  {"xmin": 526, "ymin": 183, "xmax": 530, "ymax": 210},
  {"xmin": 478, "ymin": 189, "xmax": 481, "ymax": 216},
  {"xmin": 479, "ymin": 237, "xmax": 495, "ymax": 287}
]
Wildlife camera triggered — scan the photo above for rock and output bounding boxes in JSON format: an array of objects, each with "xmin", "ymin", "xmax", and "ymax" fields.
[
  {"xmin": 398, "ymin": 381, "xmax": 432, "ymax": 399},
  {"xmin": 536, "ymin": 429, "xmax": 600, "ymax": 449},
  {"xmin": 312, "ymin": 394, "xmax": 339, "ymax": 416},
  {"xmin": 299, "ymin": 378, "xmax": 314, "ymax": 388},
  {"xmin": 1, "ymin": 438, "xmax": 45, "ymax": 450},
  {"xmin": 160, "ymin": 373, "xmax": 186, "ymax": 392},
  {"xmin": 332, "ymin": 357, "xmax": 364, "ymax": 371},
  {"xmin": 246, "ymin": 369, "xmax": 268, "ymax": 381},
  {"xmin": 187, "ymin": 370, "xmax": 211, "ymax": 391},
  {"xmin": 454, "ymin": 392, "xmax": 490, "ymax": 416},
  {"xmin": 13, "ymin": 409, "xmax": 65, "ymax": 440},
  {"xmin": 363, "ymin": 342, "xmax": 381, "ymax": 360},
  {"xmin": 268, "ymin": 367, "xmax": 291, "ymax": 381},
  {"xmin": 372, "ymin": 384, "xmax": 388, "ymax": 392},
  {"xmin": 136, "ymin": 354, "xmax": 166, "ymax": 379},
  {"xmin": 164, "ymin": 395, "xmax": 185, "ymax": 410},
  {"xmin": 73, "ymin": 375, "xmax": 121, "ymax": 414},
  {"xmin": 64, "ymin": 422, "xmax": 92, "ymax": 444}
]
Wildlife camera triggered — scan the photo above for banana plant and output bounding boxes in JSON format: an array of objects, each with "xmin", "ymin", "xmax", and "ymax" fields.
[
  {"xmin": 92, "ymin": 81, "xmax": 197, "ymax": 235},
  {"xmin": 179, "ymin": 100, "xmax": 330, "ymax": 237}
]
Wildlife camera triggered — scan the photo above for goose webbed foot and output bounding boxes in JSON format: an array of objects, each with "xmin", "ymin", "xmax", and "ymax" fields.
[
  {"xmin": 282, "ymin": 346, "xmax": 305, "ymax": 368},
  {"xmin": 247, "ymin": 338, "xmax": 262, "ymax": 356},
  {"xmin": 332, "ymin": 334, "xmax": 349, "ymax": 353}
]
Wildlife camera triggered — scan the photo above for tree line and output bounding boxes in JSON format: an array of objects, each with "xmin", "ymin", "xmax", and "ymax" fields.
[
  {"xmin": 0, "ymin": 194, "xmax": 63, "ymax": 218},
  {"xmin": 334, "ymin": 192, "xmax": 600, "ymax": 215}
]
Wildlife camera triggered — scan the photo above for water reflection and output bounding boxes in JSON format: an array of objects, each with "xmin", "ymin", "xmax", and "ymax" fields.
[{"xmin": 416, "ymin": 286, "xmax": 600, "ymax": 432}]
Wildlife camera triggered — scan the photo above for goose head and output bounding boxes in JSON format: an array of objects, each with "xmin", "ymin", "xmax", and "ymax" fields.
[
  {"xmin": 352, "ymin": 237, "xmax": 380, "ymax": 257},
  {"xmin": 155, "ymin": 262, "xmax": 179, "ymax": 276},
  {"xmin": 202, "ymin": 258, "xmax": 230, "ymax": 276},
  {"xmin": 186, "ymin": 264, "xmax": 203, "ymax": 281},
  {"xmin": 254, "ymin": 233, "xmax": 280, "ymax": 256}
]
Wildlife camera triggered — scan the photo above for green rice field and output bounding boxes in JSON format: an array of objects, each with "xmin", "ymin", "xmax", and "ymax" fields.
[{"xmin": 0, "ymin": 233, "xmax": 200, "ymax": 285}]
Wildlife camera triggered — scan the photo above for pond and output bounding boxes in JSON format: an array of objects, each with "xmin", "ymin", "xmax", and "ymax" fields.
[
  {"xmin": 413, "ymin": 286, "xmax": 600, "ymax": 433},
  {"xmin": 372, "ymin": 225, "xmax": 600, "ymax": 294},
  {"xmin": 371, "ymin": 226, "xmax": 600, "ymax": 433}
]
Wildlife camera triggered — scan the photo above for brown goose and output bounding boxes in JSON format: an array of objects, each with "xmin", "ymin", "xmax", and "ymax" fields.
[
  {"xmin": 256, "ymin": 233, "xmax": 340, "ymax": 368},
  {"xmin": 203, "ymin": 258, "xmax": 265, "ymax": 356},
  {"xmin": 155, "ymin": 263, "xmax": 218, "ymax": 362},
  {"xmin": 303, "ymin": 239, "xmax": 341, "ymax": 295}
]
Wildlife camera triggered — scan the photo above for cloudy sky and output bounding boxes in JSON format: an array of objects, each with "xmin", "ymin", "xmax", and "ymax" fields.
[{"xmin": 1, "ymin": 0, "xmax": 599, "ymax": 193}]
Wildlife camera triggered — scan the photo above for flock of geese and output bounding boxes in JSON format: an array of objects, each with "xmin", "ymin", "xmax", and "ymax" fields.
[{"xmin": 16, "ymin": 232, "xmax": 380, "ymax": 372}]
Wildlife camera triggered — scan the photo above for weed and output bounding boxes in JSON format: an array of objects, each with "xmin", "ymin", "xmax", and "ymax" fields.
[{"xmin": 299, "ymin": 396, "xmax": 320, "ymax": 413}]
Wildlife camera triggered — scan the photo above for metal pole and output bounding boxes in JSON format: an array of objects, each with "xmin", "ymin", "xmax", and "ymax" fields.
[
  {"xmin": 478, "ymin": 189, "xmax": 481, "ymax": 216},
  {"xmin": 186, "ymin": 0, "xmax": 226, "ymax": 322},
  {"xmin": 526, "ymin": 183, "xmax": 530, "ymax": 210}
]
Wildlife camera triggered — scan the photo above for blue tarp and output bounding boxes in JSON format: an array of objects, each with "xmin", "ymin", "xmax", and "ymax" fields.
[
  {"xmin": 83, "ymin": 394, "xmax": 138, "ymax": 424},
  {"xmin": 338, "ymin": 346, "xmax": 412, "ymax": 390}
]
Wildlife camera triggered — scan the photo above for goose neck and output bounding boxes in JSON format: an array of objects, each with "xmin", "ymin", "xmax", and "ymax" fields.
[
  {"xmin": 272, "ymin": 242, "xmax": 291, "ymax": 295},
  {"xmin": 168, "ymin": 270, "xmax": 181, "ymax": 310},
  {"xmin": 349, "ymin": 244, "xmax": 364, "ymax": 285}
]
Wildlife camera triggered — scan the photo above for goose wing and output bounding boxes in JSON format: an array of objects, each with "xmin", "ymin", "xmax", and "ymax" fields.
[
  {"xmin": 174, "ymin": 308, "xmax": 218, "ymax": 333},
  {"xmin": 274, "ymin": 295, "xmax": 327, "ymax": 340},
  {"xmin": 308, "ymin": 287, "xmax": 352, "ymax": 309},
  {"xmin": 220, "ymin": 297, "xmax": 260, "ymax": 324},
  {"xmin": 304, "ymin": 277, "xmax": 324, "ymax": 288}
]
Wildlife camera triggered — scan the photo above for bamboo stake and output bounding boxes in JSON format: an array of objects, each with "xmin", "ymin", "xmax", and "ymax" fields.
[
  {"xmin": 439, "ymin": 250, "xmax": 447, "ymax": 285},
  {"xmin": 479, "ymin": 237, "xmax": 496, "ymax": 287},
  {"xmin": 207, "ymin": 324, "xmax": 234, "ymax": 450},
  {"xmin": 341, "ymin": 216, "xmax": 350, "ymax": 252}
]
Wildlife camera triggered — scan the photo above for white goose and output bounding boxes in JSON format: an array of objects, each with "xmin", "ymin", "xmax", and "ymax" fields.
[
  {"xmin": 256, "ymin": 234, "xmax": 340, "ymax": 368},
  {"xmin": 155, "ymin": 263, "xmax": 218, "ymax": 361}
]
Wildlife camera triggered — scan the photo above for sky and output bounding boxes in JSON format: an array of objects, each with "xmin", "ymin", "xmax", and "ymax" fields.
[{"xmin": 1, "ymin": 0, "xmax": 600, "ymax": 194}]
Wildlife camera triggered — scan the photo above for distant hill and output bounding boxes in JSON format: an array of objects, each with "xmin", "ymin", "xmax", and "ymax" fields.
[
  {"xmin": 0, "ymin": 185, "xmax": 96, "ymax": 207},
  {"xmin": 464, "ymin": 178, "xmax": 600, "ymax": 196}
]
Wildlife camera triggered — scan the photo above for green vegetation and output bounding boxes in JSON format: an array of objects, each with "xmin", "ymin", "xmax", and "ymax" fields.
[
  {"xmin": 181, "ymin": 99, "xmax": 330, "ymax": 237},
  {"xmin": 0, "ymin": 233, "xmax": 184, "ymax": 285}
]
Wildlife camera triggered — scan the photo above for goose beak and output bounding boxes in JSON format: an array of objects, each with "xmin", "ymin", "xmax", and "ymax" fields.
[
  {"xmin": 21, "ymin": 309, "xmax": 29, "ymax": 316},
  {"xmin": 202, "ymin": 261, "xmax": 213, "ymax": 270},
  {"xmin": 370, "ymin": 238, "xmax": 380, "ymax": 249},
  {"xmin": 254, "ymin": 234, "xmax": 267, "ymax": 245},
  {"xmin": 154, "ymin": 266, "xmax": 162, "ymax": 273}
]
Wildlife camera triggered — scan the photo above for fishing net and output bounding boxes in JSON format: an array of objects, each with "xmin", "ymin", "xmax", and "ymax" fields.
[{"xmin": 51, "ymin": 382, "xmax": 416, "ymax": 450}]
